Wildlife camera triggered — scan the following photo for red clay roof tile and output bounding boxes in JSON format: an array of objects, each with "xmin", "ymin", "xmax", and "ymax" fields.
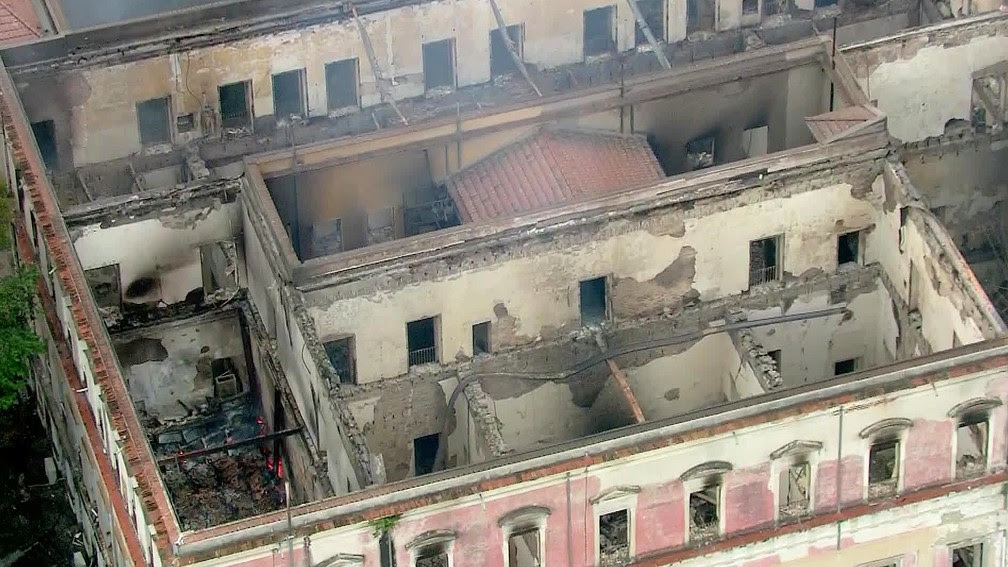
[{"xmin": 447, "ymin": 128, "xmax": 665, "ymax": 223}]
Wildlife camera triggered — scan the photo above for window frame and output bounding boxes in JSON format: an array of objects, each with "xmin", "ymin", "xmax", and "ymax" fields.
[
  {"xmin": 405, "ymin": 530, "xmax": 456, "ymax": 567},
  {"xmin": 322, "ymin": 334, "xmax": 358, "ymax": 385},
  {"xmin": 498, "ymin": 506, "xmax": 550, "ymax": 567},
  {"xmin": 837, "ymin": 229, "xmax": 863, "ymax": 267},
  {"xmin": 769, "ymin": 439, "xmax": 822, "ymax": 521},
  {"xmin": 582, "ymin": 5, "xmax": 617, "ymax": 58},
  {"xmin": 422, "ymin": 38, "xmax": 457, "ymax": 93},
  {"xmin": 748, "ymin": 234, "xmax": 784, "ymax": 288},
  {"xmin": 325, "ymin": 58, "xmax": 361, "ymax": 114},
  {"xmin": 271, "ymin": 68, "xmax": 308, "ymax": 120},
  {"xmin": 590, "ymin": 486, "xmax": 639, "ymax": 566},
  {"xmin": 136, "ymin": 96, "xmax": 173, "ymax": 146},
  {"xmin": 579, "ymin": 275, "xmax": 610, "ymax": 327}
]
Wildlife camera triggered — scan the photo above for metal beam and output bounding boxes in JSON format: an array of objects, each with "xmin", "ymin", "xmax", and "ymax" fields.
[
  {"xmin": 348, "ymin": 1, "xmax": 408, "ymax": 125},
  {"xmin": 157, "ymin": 427, "xmax": 302, "ymax": 464},
  {"xmin": 486, "ymin": 0, "xmax": 542, "ymax": 96},
  {"xmin": 624, "ymin": 0, "xmax": 671, "ymax": 70}
]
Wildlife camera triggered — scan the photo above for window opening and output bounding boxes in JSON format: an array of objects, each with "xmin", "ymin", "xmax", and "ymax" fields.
[
  {"xmin": 136, "ymin": 97, "xmax": 171, "ymax": 145},
  {"xmin": 84, "ymin": 265, "xmax": 121, "ymax": 313},
  {"xmin": 379, "ymin": 531, "xmax": 396, "ymax": 567},
  {"xmin": 685, "ymin": 134, "xmax": 715, "ymax": 170},
  {"xmin": 598, "ymin": 509, "xmax": 630, "ymax": 566},
  {"xmin": 688, "ymin": 483, "xmax": 720, "ymax": 542},
  {"xmin": 200, "ymin": 240, "xmax": 238, "ymax": 296},
  {"xmin": 367, "ymin": 207, "xmax": 396, "ymax": 245},
  {"xmin": 749, "ymin": 236, "xmax": 781, "ymax": 286},
  {"xmin": 413, "ymin": 433, "xmax": 440, "ymax": 476},
  {"xmin": 325, "ymin": 58, "xmax": 359, "ymax": 112},
  {"xmin": 508, "ymin": 527, "xmax": 541, "ymax": 567},
  {"xmin": 956, "ymin": 413, "xmax": 988, "ymax": 479},
  {"xmin": 219, "ymin": 81, "xmax": 252, "ymax": 129},
  {"xmin": 490, "ymin": 24, "xmax": 524, "ymax": 77},
  {"xmin": 472, "ymin": 321, "xmax": 491, "ymax": 355},
  {"xmin": 310, "ymin": 217, "xmax": 343, "ymax": 258},
  {"xmin": 580, "ymin": 277, "xmax": 607, "ymax": 326},
  {"xmin": 743, "ymin": 0, "xmax": 760, "ymax": 14},
  {"xmin": 814, "ymin": 0, "xmax": 838, "ymax": 7},
  {"xmin": 30, "ymin": 120, "xmax": 58, "ymax": 170},
  {"xmin": 407, "ymin": 316, "xmax": 439, "ymax": 366},
  {"xmin": 687, "ymin": 0, "xmax": 716, "ymax": 33},
  {"xmin": 272, "ymin": 69, "xmax": 306, "ymax": 119},
  {"xmin": 324, "ymin": 336, "xmax": 357, "ymax": 385},
  {"xmin": 423, "ymin": 38, "xmax": 456, "ymax": 92},
  {"xmin": 838, "ymin": 230, "xmax": 861, "ymax": 266},
  {"xmin": 867, "ymin": 439, "xmax": 899, "ymax": 498},
  {"xmin": 583, "ymin": 6, "xmax": 616, "ymax": 57},
  {"xmin": 952, "ymin": 542, "xmax": 983, "ymax": 567},
  {"xmin": 635, "ymin": 0, "xmax": 665, "ymax": 46},
  {"xmin": 778, "ymin": 462, "xmax": 810, "ymax": 518},
  {"xmin": 834, "ymin": 358, "xmax": 858, "ymax": 376}
]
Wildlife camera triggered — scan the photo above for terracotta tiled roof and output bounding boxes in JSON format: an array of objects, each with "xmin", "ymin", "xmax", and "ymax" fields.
[
  {"xmin": 0, "ymin": 0, "xmax": 40, "ymax": 44},
  {"xmin": 447, "ymin": 128, "xmax": 665, "ymax": 223},
  {"xmin": 804, "ymin": 104, "xmax": 877, "ymax": 143}
]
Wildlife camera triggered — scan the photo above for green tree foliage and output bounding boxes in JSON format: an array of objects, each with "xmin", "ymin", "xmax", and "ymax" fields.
[{"xmin": 0, "ymin": 264, "xmax": 43, "ymax": 410}]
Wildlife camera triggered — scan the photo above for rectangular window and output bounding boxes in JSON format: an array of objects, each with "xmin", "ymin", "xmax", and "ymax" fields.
[
  {"xmin": 490, "ymin": 24, "xmax": 524, "ymax": 77},
  {"xmin": 84, "ymin": 264, "xmax": 122, "ymax": 312},
  {"xmin": 407, "ymin": 316, "xmax": 439, "ymax": 366},
  {"xmin": 310, "ymin": 217, "xmax": 343, "ymax": 258},
  {"xmin": 687, "ymin": 0, "xmax": 716, "ymax": 33},
  {"xmin": 579, "ymin": 277, "xmax": 608, "ymax": 326},
  {"xmin": 219, "ymin": 81, "xmax": 252, "ymax": 129},
  {"xmin": 325, "ymin": 58, "xmax": 359, "ymax": 112},
  {"xmin": 413, "ymin": 433, "xmax": 440, "ymax": 476},
  {"xmin": 838, "ymin": 230, "xmax": 861, "ymax": 266},
  {"xmin": 324, "ymin": 336, "xmax": 357, "ymax": 385},
  {"xmin": 778, "ymin": 462, "xmax": 810, "ymax": 518},
  {"xmin": 423, "ymin": 38, "xmax": 456, "ymax": 92},
  {"xmin": 743, "ymin": 0, "xmax": 760, "ymax": 15},
  {"xmin": 598, "ymin": 509, "xmax": 630, "ymax": 565},
  {"xmin": 472, "ymin": 321, "xmax": 491, "ymax": 355},
  {"xmin": 685, "ymin": 134, "xmax": 715, "ymax": 170},
  {"xmin": 867, "ymin": 439, "xmax": 899, "ymax": 498},
  {"xmin": 136, "ymin": 97, "xmax": 172, "ymax": 146},
  {"xmin": 507, "ymin": 527, "xmax": 540, "ymax": 567},
  {"xmin": 956, "ymin": 414, "xmax": 988, "ymax": 478},
  {"xmin": 272, "ymin": 69, "xmax": 307, "ymax": 119},
  {"xmin": 379, "ymin": 531, "xmax": 396, "ymax": 567},
  {"xmin": 583, "ymin": 6, "xmax": 616, "ymax": 57},
  {"xmin": 31, "ymin": 120, "xmax": 58, "ymax": 170},
  {"xmin": 367, "ymin": 207, "xmax": 396, "ymax": 246},
  {"xmin": 834, "ymin": 358, "xmax": 858, "ymax": 376},
  {"xmin": 952, "ymin": 542, "xmax": 983, "ymax": 567},
  {"xmin": 749, "ymin": 236, "xmax": 781, "ymax": 287},
  {"xmin": 635, "ymin": 0, "xmax": 665, "ymax": 46},
  {"xmin": 688, "ymin": 484, "xmax": 720, "ymax": 541}
]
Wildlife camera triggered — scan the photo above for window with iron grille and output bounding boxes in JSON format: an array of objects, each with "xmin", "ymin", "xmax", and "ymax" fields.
[{"xmin": 778, "ymin": 462, "xmax": 810, "ymax": 518}]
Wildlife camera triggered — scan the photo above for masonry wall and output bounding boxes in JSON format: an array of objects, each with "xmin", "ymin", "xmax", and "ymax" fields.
[
  {"xmin": 841, "ymin": 16, "xmax": 1008, "ymax": 143},
  {"xmin": 112, "ymin": 311, "xmax": 249, "ymax": 420},
  {"xmin": 71, "ymin": 200, "xmax": 242, "ymax": 307},
  {"xmin": 187, "ymin": 358, "xmax": 1008, "ymax": 567},
  {"xmin": 748, "ymin": 280, "xmax": 898, "ymax": 387},
  {"xmin": 304, "ymin": 176, "xmax": 884, "ymax": 385}
]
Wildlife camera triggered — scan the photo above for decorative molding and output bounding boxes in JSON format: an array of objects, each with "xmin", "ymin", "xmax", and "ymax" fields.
[
  {"xmin": 589, "ymin": 485, "xmax": 641, "ymax": 505},
  {"xmin": 498, "ymin": 505, "xmax": 551, "ymax": 527},
  {"xmin": 680, "ymin": 461, "xmax": 733, "ymax": 481},
  {"xmin": 769, "ymin": 439, "xmax": 824, "ymax": 460},
  {"xmin": 948, "ymin": 396, "xmax": 1003, "ymax": 419},
  {"xmin": 859, "ymin": 417, "xmax": 913, "ymax": 439},
  {"xmin": 315, "ymin": 553, "xmax": 365, "ymax": 567},
  {"xmin": 405, "ymin": 529, "xmax": 457, "ymax": 551}
]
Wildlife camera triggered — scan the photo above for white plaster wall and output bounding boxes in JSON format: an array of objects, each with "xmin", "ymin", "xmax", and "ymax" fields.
[
  {"xmin": 626, "ymin": 334, "xmax": 742, "ymax": 420},
  {"xmin": 853, "ymin": 35, "xmax": 1008, "ymax": 142},
  {"xmin": 490, "ymin": 380, "xmax": 599, "ymax": 451},
  {"xmin": 72, "ymin": 202, "xmax": 241, "ymax": 306},
  {"xmin": 307, "ymin": 182, "xmax": 881, "ymax": 384},
  {"xmin": 748, "ymin": 283, "xmax": 898, "ymax": 387}
]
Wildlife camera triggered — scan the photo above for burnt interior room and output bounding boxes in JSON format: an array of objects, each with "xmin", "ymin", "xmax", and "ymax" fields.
[
  {"xmin": 262, "ymin": 62, "xmax": 832, "ymax": 262},
  {"xmin": 110, "ymin": 307, "xmax": 312, "ymax": 530},
  {"xmin": 903, "ymin": 137, "xmax": 1008, "ymax": 318}
]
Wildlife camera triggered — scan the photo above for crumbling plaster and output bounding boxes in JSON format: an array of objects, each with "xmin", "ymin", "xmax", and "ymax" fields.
[
  {"xmin": 842, "ymin": 17, "xmax": 1008, "ymax": 142},
  {"xmin": 305, "ymin": 177, "xmax": 883, "ymax": 384},
  {"xmin": 72, "ymin": 201, "xmax": 243, "ymax": 307},
  {"xmin": 24, "ymin": 0, "xmax": 688, "ymax": 167},
  {"xmin": 188, "ymin": 360, "xmax": 1008, "ymax": 567}
]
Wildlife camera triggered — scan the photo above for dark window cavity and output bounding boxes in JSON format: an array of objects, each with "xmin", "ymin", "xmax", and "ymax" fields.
[
  {"xmin": 219, "ymin": 81, "xmax": 252, "ymax": 129},
  {"xmin": 136, "ymin": 97, "xmax": 172, "ymax": 145},
  {"xmin": 838, "ymin": 230, "xmax": 861, "ymax": 265},
  {"xmin": 325, "ymin": 58, "xmax": 359, "ymax": 112},
  {"xmin": 324, "ymin": 336, "xmax": 357, "ymax": 385},
  {"xmin": 423, "ymin": 38, "xmax": 456, "ymax": 92},
  {"xmin": 490, "ymin": 24, "xmax": 524, "ymax": 77},
  {"xmin": 472, "ymin": 321, "xmax": 491, "ymax": 355},
  {"xmin": 407, "ymin": 316, "xmax": 439, "ymax": 366},
  {"xmin": 272, "ymin": 69, "xmax": 306, "ymax": 119},
  {"xmin": 583, "ymin": 6, "xmax": 616, "ymax": 56},
  {"xmin": 413, "ymin": 433, "xmax": 440, "ymax": 476},
  {"xmin": 579, "ymin": 277, "xmax": 608, "ymax": 326},
  {"xmin": 635, "ymin": 0, "xmax": 665, "ymax": 46},
  {"xmin": 749, "ymin": 236, "xmax": 781, "ymax": 286},
  {"xmin": 31, "ymin": 120, "xmax": 58, "ymax": 170}
]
